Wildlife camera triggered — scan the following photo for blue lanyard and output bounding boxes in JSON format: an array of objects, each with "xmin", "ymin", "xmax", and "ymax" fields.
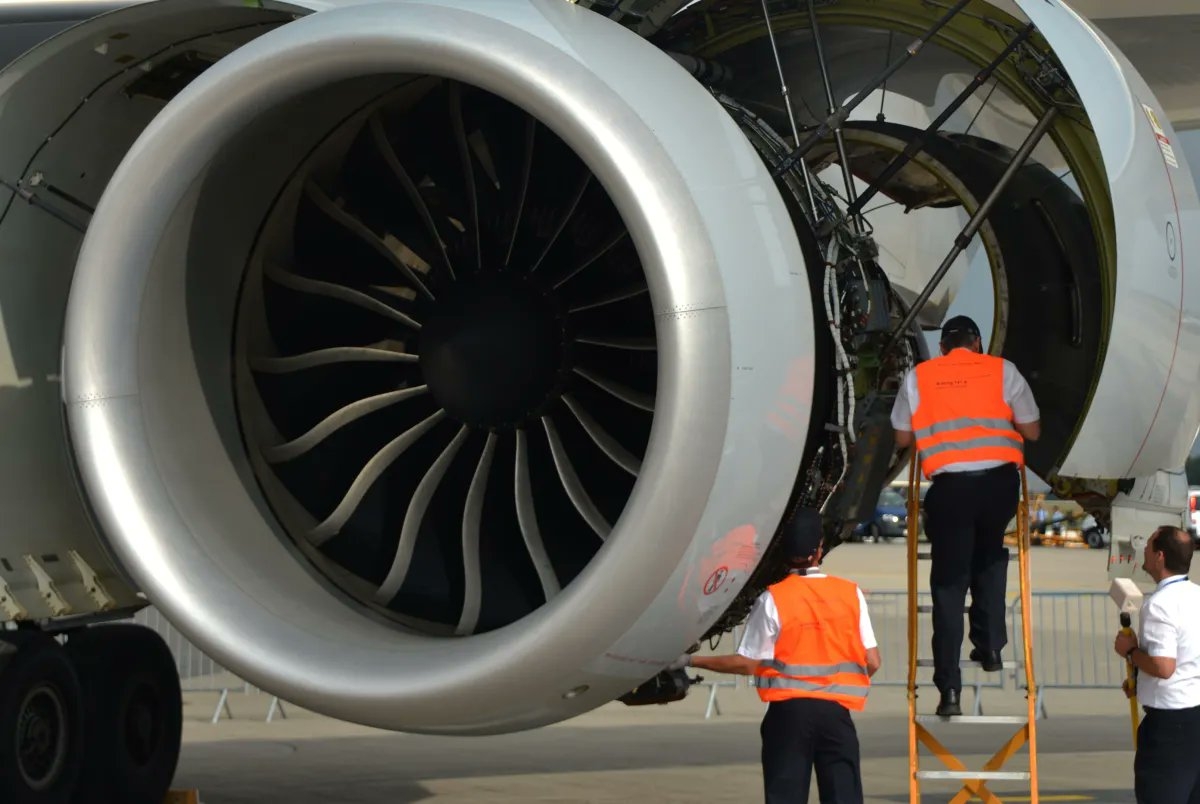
[{"xmin": 1154, "ymin": 577, "xmax": 1188, "ymax": 595}]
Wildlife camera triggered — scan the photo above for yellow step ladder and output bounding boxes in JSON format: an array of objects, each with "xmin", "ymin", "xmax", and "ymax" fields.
[{"xmin": 905, "ymin": 454, "xmax": 1040, "ymax": 803}]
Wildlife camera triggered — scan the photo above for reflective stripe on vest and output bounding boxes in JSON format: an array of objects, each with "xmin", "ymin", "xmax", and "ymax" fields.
[
  {"xmin": 759, "ymin": 659, "xmax": 869, "ymax": 676},
  {"xmin": 753, "ymin": 677, "xmax": 870, "ymax": 698},
  {"xmin": 910, "ymin": 350, "xmax": 1024, "ymax": 478},
  {"xmin": 753, "ymin": 574, "xmax": 871, "ymax": 711}
]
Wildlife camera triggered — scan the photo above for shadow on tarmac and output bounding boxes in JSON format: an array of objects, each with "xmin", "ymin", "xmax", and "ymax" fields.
[{"xmin": 176, "ymin": 714, "xmax": 1133, "ymax": 802}]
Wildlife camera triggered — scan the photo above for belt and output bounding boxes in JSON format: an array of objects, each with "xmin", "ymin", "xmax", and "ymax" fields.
[
  {"xmin": 932, "ymin": 462, "xmax": 1017, "ymax": 479},
  {"xmin": 1144, "ymin": 703, "xmax": 1200, "ymax": 714}
]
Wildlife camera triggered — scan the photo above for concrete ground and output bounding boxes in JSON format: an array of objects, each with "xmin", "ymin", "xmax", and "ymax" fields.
[{"xmin": 173, "ymin": 543, "xmax": 1172, "ymax": 803}]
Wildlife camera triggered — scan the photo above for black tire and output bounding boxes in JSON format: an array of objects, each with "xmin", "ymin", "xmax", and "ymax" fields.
[
  {"xmin": 64, "ymin": 625, "xmax": 182, "ymax": 804},
  {"xmin": 1085, "ymin": 528, "xmax": 1104, "ymax": 549},
  {"xmin": 0, "ymin": 631, "xmax": 85, "ymax": 804}
]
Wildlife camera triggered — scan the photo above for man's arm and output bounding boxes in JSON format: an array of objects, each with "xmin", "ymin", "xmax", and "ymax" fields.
[
  {"xmin": 891, "ymin": 373, "xmax": 914, "ymax": 448},
  {"xmin": 857, "ymin": 588, "xmax": 881, "ymax": 677},
  {"xmin": 1114, "ymin": 604, "xmax": 1178, "ymax": 679},
  {"xmin": 682, "ymin": 592, "xmax": 776, "ymax": 677},
  {"xmin": 1014, "ymin": 420, "xmax": 1041, "ymax": 442},
  {"xmin": 688, "ymin": 654, "xmax": 762, "ymax": 676},
  {"xmin": 865, "ymin": 647, "xmax": 881, "ymax": 677},
  {"xmin": 1005, "ymin": 361, "xmax": 1041, "ymax": 442},
  {"xmin": 1130, "ymin": 647, "xmax": 1177, "ymax": 680}
]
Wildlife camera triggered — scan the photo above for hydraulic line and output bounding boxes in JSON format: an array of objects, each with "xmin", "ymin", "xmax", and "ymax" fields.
[
  {"xmin": 0, "ymin": 178, "xmax": 87, "ymax": 233},
  {"xmin": 842, "ymin": 23, "xmax": 1036, "ymax": 222},
  {"xmin": 806, "ymin": 0, "xmax": 863, "ymax": 233},
  {"xmin": 759, "ymin": 0, "xmax": 818, "ymax": 216},
  {"xmin": 883, "ymin": 104, "xmax": 1060, "ymax": 355},
  {"xmin": 771, "ymin": 0, "xmax": 972, "ymax": 179}
]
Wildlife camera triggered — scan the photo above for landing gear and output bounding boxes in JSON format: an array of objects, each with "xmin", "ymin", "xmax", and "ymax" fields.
[
  {"xmin": 0, "ymin": 631, "xmax": 84, "ymax": 804},
  {"xmin": 64, "ymin": 625, "xmax": 182, "ymax": 804},
  {"xmin": 0, "ymin": 624, "xmax": 181, "ymax": 804}
]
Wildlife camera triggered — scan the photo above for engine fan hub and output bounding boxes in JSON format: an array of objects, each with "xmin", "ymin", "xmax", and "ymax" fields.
[{"xmin": 418, "ymin": 273, "xmax": 566, "ymax": 429}]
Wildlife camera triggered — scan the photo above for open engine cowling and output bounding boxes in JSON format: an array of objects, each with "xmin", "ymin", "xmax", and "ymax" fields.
[{"xmin": 54, "ymin": 0, "xmax": 813, "ymax": 733}]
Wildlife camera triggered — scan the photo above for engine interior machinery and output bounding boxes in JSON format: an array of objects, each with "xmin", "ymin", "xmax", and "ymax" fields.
[{"xmin": 0, "ymin": 0, "xmax": 1195, "ymax": 800}]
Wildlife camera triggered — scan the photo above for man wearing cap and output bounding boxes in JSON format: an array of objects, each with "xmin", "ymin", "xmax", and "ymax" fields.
[
  {"xmin": 672, "ymin": 510, "xmax": 881, "ymax": 803},
  {"xmin": 891, "ymin": 315, "xmax": 1040, "ymax": 717}
]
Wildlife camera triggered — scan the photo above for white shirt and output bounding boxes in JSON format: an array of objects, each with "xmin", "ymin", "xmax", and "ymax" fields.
[
  {"xmin": 1137, "ymin": 574, "xmax": 1200, "ymax": 710},
  {"xmin": 890, "ymin": 350, "xmax": 1040, "ymax": 475},
  {"xmin": 736, "ymin": 568, "xmax": 877, "ymax": 661}
]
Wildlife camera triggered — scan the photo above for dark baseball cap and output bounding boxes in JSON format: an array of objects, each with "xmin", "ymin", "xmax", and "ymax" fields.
[
  {"xmin": 940, "ymin": 315, "xmax": 981, "ymax": 340},
  {"xmin": 779, "ymin": 508, "xmax": 824, "ymax": 559}
]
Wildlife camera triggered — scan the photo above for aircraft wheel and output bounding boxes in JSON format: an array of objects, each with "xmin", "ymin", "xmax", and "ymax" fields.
[
  {"xmin": 0, "ymin": 631, "xmax": 85, "ymax": 804},
  {"xmin": 65, "ymin": 625, "xmax": 182, "ymax": 804}
]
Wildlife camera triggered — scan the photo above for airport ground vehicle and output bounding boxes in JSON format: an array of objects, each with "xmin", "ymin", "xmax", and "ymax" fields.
[{"xmin": 853, "ymin": 486, "xmax": 921, "ymax": 543}]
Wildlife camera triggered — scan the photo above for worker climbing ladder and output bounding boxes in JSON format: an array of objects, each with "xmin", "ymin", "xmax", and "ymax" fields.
[{"xmin": 905, "ymin": 454, "xmax": 1040, "ymax": 803}]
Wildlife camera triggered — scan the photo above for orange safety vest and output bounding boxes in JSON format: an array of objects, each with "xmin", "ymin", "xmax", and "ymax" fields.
[
  {"xmin": 753, "ymin": 574, "xmax": 871, "ymax": 711},
  {"xmin": 910, "ymin": 349, "xmax": 1024, "ymax": 479}
]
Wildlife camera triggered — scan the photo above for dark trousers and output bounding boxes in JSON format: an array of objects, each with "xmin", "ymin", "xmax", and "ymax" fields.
[
  {"xmin": 923, "ymin": 463, "xmax": 1019, "ymax": 692},
  {"xmin": 761, "ymin": 698, "xmax": 863, "ymax": 804},
  {"xmin": 1136, "ymin": 705, "xmax": 1200, "ymax": 803}
]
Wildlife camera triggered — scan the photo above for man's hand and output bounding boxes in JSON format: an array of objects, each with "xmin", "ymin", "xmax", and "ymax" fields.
[
  {"xmin": 1122, "ymin": 678, "xmax": 1136, "ymax": 700},
  {"xmin": 1115, "ymin": 630, "xmax": 1138, "ymax": 659},
  {"xmin": 666, "ymin": 654, "xmax": 691, "ymax": 672}
]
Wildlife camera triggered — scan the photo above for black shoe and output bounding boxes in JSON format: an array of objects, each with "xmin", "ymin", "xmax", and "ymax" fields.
[
  {"xmin": 936, "ymin": 689, "xmax": 962, "ymax": 717},
  {"xmin": 970, "ymin": 648, "xmax": 1003, "ymax": 672}
]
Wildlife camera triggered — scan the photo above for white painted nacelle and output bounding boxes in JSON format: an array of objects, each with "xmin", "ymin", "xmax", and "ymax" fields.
[{"xmin": 0, "ymin": 0, "xmax": 1192, "ymax": 770}]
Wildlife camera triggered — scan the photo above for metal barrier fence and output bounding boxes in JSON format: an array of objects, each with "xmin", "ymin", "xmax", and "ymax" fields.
[
  {"xmin": 862, "ymin": 590, "xmax": 1124, "ymax": 718},
  {"xmin": 127, "ymin": 591, "xmax": 1123, "ymax": 722},
  {"xmin": 695, "ymin": 591, "xmax": 1126, "ymax": 719},
  {"xmin": 129, "ymin": 608, "xmax": 287, "ymax": 724}
]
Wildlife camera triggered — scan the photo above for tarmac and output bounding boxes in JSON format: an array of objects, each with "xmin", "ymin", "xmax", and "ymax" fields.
[{"xmin": 172, "ymin": 543, "xmax": 1181, "ymax": 803}]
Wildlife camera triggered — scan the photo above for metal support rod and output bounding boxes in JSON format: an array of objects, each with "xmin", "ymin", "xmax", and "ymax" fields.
[
  {"xmin": 772, "ymin": 0, "xmax": 972, "ymax": 178},
  {"xmin": 882, "ymin": 105, "xmax": 1059, "ymax": 355},
  {"xmin": 759, "ymin": 0, "xmax": 818, "ymax": 215},
  {"xmin": 42, "ymin": 182, "xmax": 96, "ymax": 215},
  {"xmin": 807, "ymin": 0, "xmax": 864, "ymax": 233},
  {"xmin": 843, "ymin": 23, "xmax": 1035, "ymax": 221},
  {"xmin": 0, "ymin": 178, "xmax": 87, "ymax": 233}
]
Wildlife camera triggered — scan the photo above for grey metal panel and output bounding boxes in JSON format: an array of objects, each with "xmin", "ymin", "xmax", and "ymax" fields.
[{"xmin": 0, "ymin": 0, "xmax": 305, "ymax": 621}]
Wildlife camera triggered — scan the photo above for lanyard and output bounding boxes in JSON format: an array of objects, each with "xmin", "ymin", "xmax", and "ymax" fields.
[{"xmin": 1154, "ymin": 577, "xmax": 1188, "ymax": 595}]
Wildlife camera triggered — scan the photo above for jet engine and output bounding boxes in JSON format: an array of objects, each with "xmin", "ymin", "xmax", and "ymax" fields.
[{"xmin": 0, "ymin": 4, "xmax": 1195, "ymax": 799}]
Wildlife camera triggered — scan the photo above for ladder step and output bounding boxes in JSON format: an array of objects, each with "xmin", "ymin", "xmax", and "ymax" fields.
[
  {"xmin": 914, "ymin": 715, "xmax": 1028, "ymax": 725},
  {"xmin": 915, "ymin": 771, "xmax": 1031, "ymax": 782},
  {"xmin": 916, "ymin": 659, "xmax": 1021, "ymax": 668}
]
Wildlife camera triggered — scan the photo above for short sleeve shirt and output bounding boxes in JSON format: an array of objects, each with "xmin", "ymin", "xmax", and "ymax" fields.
[
  {"xmin": 736, "ymin": 569, "xmax": 877, "ymax": 661},
  {"xmin": 1138, "ymin": 575, "xmax": 1200, "ymax": 710}
]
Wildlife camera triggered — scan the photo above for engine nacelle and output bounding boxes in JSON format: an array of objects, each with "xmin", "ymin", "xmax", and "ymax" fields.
[{"xmin": 9, "ymin": 0, "xmax": 813, "ymax": 733}]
